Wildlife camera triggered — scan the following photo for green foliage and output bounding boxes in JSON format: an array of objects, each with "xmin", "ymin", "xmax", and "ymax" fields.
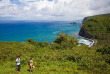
[
  {"xmin": 1, "ymin": 13, "xmax": 110, "ymax": 73},
  {"xmin": 27, "ymin": 38, "xmax": 37, "ymax": 45},
  {"xmin": 54, "ymin": 33, "xmax": 68, "ymax": 44},
  {"xmin": 54, "ymin": 33, "xmax": 78, "ymax": 49},
  {"xmin": 44, "ymin": 41, "xmax": 49, "ymax": 46},
  {"xmin": 51, "ymin": 43, "xmax": 62, "ymax": 49},
  {"xmin": 82, "ymin": 14, "xmax": 110, "ymax": 45},
  {"xmin": 36, "ymin": 41, "xmax": 44, "ymax": 47},
  {"xmin": 0, "ymin": 41, "xmax": 35, "ymax": 62},
  {"xmin": 0, "ymin": 33, "xmax": 110, "ymax": 74},
  {"xmin": 97, "ymin": 45, "xmax": 110, "ymax": 54}
]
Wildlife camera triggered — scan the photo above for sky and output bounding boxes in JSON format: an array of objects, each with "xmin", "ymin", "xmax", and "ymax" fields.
[{"xmin": 0, "ymin": 0, "xmax": 110, "ymax": 21}]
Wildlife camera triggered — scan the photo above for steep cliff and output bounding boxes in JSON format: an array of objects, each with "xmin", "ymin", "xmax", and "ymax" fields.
[
  {"xmin": 79, "ymin": 13, "xmax": 110, "ymax": 45},
  {"xmin": 79, "ymin": 26, "xmax": 92, "ymax": 39}
]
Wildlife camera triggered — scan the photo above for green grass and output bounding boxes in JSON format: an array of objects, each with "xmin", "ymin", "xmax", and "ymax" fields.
[{"xmin": 0, "ymin": 61, "xmax": 87, "ymax": 74}]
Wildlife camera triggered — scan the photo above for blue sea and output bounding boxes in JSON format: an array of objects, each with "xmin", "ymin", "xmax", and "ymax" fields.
[{"xmin": 0, "ymin": 21, "xmax": 81, "ymax": 43}]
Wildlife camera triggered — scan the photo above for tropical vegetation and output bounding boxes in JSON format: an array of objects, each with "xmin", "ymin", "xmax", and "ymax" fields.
[{"xmin": 0, "ymin": 13, "xmax": 110, "ymax": 74}]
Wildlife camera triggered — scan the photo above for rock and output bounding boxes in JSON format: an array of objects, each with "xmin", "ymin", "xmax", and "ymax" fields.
[
  {"xmin": 79, "ymin": 17, "xmax": 92, "ymax": 39},
  {"xmin": 79, "ymin": 28, "xmax": 91, "ymax": 39},
  {"xmin": 70, "ymin": 22, "xmax": 77, "ymax": 24}
]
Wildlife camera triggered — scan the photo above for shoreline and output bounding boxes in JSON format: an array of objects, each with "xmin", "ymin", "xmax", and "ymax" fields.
[{"xmin": 77, "ymin": 35, "xmax": 95, "ymax": 47}]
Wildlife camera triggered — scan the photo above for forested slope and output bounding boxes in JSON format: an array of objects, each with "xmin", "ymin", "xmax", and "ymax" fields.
[
  {"xmin": 0, "ymin": 33, "xmax": 110, "ymax": 74},
  {"xmin": 79, "ymin": 13, "xmax": 110, "ymax": 45}
]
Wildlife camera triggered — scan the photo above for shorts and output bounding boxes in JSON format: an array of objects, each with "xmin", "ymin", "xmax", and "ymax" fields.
[
  {"xmin": 30, "ymin": 65, "xmax": 32, "ymax": 69},
  {"xmin": 30, "ymin": 65, "xmax": 35, "ymax": 69}
]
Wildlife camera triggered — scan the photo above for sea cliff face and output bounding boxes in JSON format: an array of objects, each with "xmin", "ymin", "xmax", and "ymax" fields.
[
  {"xmin": 79, "ymin": 13, "xmax": 110, "ymax": 45},
  {"xmin": 79, "ymin": 17, "xmax": 92, "ymax": 39},
  {"xmin": 79, "ymin": 23, "xmax": 91, "ymax": 39}
]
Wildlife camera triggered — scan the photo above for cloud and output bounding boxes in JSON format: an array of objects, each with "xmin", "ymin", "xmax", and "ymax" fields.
[
  {"xmin": 89, "ymin": 0, "xmax": 110, "ymax": 15},
  {"xmin": 0, "ymin": 0, "xmax": 110, "ymax": 21}
]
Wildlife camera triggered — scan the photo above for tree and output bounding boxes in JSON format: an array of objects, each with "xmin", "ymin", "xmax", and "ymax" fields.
[
  {"xmin": 44, "ymin": 41, "xmax": 49, "ymax": 46},
  {"xmin": 54, "ymin": 33, "xmax": 78, "ymax": 49},
  {"xmin": 27, "ymin": 38, "xmax": 37, "ymax": 45}
]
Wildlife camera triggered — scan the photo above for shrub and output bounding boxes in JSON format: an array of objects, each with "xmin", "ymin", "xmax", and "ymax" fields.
[
  {"xmin": 54, "ymin": 33, "xmax": 78, "ymax": 49},
  {"xmin": 44, "ymin": 41, "xmax": 49, "ymax": 47},
  {"xmin": 27, "ymin": 38, "xmax": 37, "ymax": 45}
]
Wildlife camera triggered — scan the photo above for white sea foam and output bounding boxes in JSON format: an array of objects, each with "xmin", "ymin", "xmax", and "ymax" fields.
[
  {"xmin": 77, "ymin": 36, "xmax": 94, "ymax": 47},
  {"xmin": 53, "ymin": 31, "xmax": 58, "ymax": 34}
]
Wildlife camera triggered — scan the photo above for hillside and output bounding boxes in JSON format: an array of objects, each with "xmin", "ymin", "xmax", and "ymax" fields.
[
  {"xmin": 0, "ymin": 15, "xmax": 110, "ymax": 73},
  {"xmin": 79, "ymin": 13, "xmax": 110, "ymax": 45}
]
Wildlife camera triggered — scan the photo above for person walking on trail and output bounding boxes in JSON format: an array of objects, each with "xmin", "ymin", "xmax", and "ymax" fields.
[
  {"xmin": 16, "ymin": 55, "xmax": 21, "ymax": 72},
  {"xmin": 29, "ymin": 57, "xmax": 35, "ymax": 72}
]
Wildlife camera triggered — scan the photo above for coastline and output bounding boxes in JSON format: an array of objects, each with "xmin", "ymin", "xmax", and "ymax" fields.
[{"xmin": 77, "ymin": 35, "xmax": 95, "ymax": 47}]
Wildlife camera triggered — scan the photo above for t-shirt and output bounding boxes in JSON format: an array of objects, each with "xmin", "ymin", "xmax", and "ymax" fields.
[{"xmin": 16, "ymin": 58, "xmax": 20, "ymax": 65}]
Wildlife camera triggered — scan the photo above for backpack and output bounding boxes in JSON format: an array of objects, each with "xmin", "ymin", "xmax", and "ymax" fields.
[{"xmin": 28, "ymin": 60, "xmax": 30, "ymax": 65}]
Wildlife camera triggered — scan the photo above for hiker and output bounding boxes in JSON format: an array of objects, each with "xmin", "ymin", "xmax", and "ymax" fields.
[
  {"xmin": 28, "ymin": 57, "xmax": 35, "ymax": 72},
  {"xmin": 15, "ymin": 55, "xmax": 21, "ymax": 72}
]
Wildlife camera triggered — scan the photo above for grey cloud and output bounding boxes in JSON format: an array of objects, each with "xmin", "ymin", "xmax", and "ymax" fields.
[
  {"xmin": 0, "ymin": 0, "xmax": 110, "ymax": 21},
  {"xmin": 54, "ymin": 0, "xmax": 58, "ymax": 3},
  {"xmin": 89, "ymin": 0, "xmax": 110, "ymax": 10},
  {"xmin": 52, "ymin": 14, "xmax": 64, "ymax": 17}
]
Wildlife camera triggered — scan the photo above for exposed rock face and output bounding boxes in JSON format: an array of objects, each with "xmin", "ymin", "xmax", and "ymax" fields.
[
  {"xmin": 82, "ymin": 17, "xmax": 87, "ymax": 24},
  {"xmin": 79, "ymin": 17, "xmax": 92, "ymax": 39},
  {"xmin": 79, "ymin": 27, "xmax": 91, "ymax": 39}
]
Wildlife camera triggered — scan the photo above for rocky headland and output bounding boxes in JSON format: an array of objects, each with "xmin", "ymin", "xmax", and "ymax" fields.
[{"xmin": 79, "ymin": 13, "xmax": 110, "ymax": 45}]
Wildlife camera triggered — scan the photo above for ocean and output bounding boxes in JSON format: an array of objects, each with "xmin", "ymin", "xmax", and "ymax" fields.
[{"xmin": 0, "ymin": 21, "xmax": 81, "ymax": 43}]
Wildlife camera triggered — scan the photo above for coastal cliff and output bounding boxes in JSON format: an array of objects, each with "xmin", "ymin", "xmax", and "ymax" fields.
[
  {"xmin": 79, "ymin": 13, "xmax": 110, "ymax": 45},
  {"xmin": 79, "ymin": 26, "xmax": 91, "ymax": 39}
]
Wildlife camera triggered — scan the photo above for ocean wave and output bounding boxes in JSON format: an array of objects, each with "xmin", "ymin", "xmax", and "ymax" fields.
[
  {"xmin": 53, "ymin": 31, "xmax": 58, "ymax": 34},
  {"xmin": 77, "ymin": 36, "xmax": 94, "ymax": 47}
]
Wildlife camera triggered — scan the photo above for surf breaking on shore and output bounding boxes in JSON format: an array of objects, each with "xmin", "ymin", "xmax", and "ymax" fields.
[{"xmin": 76, "ymin": 36, "xmax": 94, "ymax": 47}]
